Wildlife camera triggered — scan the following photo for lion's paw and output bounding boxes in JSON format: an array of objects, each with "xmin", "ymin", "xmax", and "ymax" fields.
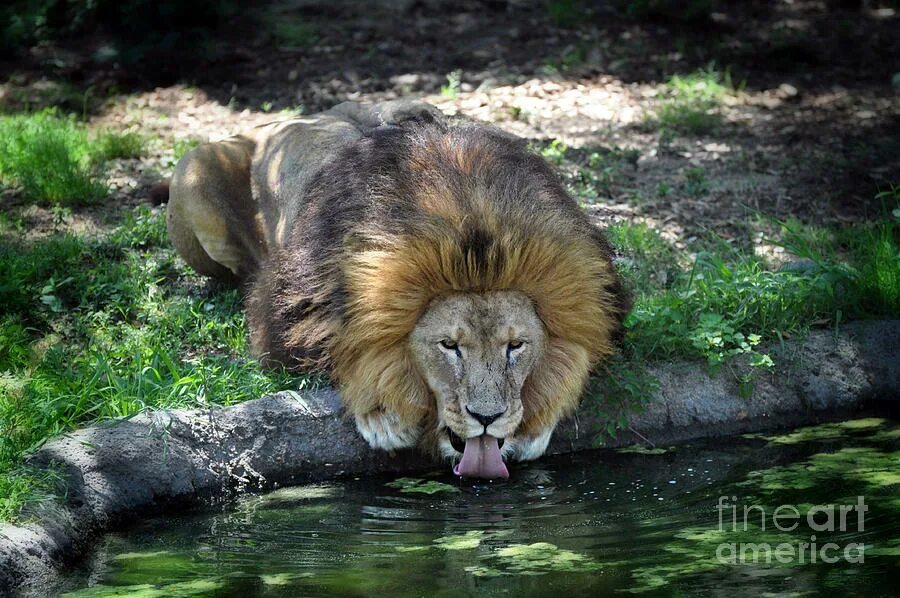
[
  {"xmin": 355, "ymin": 409, "xmax": 421, "ymax": 451},
  {"xmin": 505, "ymin": 428, "xmax": 553, "ymax": 462}
]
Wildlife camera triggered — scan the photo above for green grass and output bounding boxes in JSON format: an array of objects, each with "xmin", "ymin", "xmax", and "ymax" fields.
[
  {"xmin": 0, "ymin": 109, "xmax": 146, "ymax": 205},
  {"xmin": 166, "ymin": 137, "xmax": 203, "ymax": 168},
  {"xmin": 0, "ymin": 206, "xmax": 312, "ymax": 521},
  {"xmin": 590, "ymin": 195, "xmax": 900, "ymax": 439},
  {"xmin": 535, "ymin": 140, "xmax": 640, "ymax": 205},
  {"xmin": 0, "ymin": 467, "xmax": 61, "ymax": 522},
  {"xmin": 647, "ymin": 66, "xmax": 736, "ymax": 135},
  {"xmin": 93, "ymin": 129, "xmax": 146, "ymax": 161},
  {"xmin": 441, "ymin": 70, "xmax": 462, "ymax": 99},
  {"xmin": 615, "ymin": 215, "xmax": 898, "ymax": 365},
  {"xmin": 0, "ymin": 110, "xmax": 108, "ymax": 205}
]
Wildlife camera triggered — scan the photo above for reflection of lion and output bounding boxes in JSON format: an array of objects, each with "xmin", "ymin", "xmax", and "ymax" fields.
[{"xmin": 167, "ymin": 100, "xmax": 629, "ymax": 478}]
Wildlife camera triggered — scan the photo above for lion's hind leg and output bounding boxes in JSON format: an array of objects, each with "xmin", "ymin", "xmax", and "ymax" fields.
[{"xmin": 167, "ymin": 136, "xmax": 263, "ymax": 283}]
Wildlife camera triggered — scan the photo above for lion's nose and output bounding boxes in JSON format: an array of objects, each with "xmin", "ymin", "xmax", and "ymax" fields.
[{"xmin": 466, "ymin": 406, "xmax": 506, "ymax": 428}]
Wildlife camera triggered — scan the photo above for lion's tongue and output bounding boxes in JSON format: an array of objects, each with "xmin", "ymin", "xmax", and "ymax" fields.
[{"xmin": 453, "ymin": 435, "xmax": 509, "ymax": 479}]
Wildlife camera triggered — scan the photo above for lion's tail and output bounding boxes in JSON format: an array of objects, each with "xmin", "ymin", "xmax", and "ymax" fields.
[{"xmin": 149, "ymin": 181, "xmax": 170, "ymax": 205}]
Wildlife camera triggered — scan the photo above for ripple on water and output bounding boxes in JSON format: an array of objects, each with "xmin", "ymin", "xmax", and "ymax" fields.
[{"xmin": 61, "ymin": 418, "xmax": 900, "ymax": 596}]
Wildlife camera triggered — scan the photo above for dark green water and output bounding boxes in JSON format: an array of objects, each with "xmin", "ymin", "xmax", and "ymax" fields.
[{"xmin": 61, "ymin": 418, "xmax": 899, "ymax": 597}]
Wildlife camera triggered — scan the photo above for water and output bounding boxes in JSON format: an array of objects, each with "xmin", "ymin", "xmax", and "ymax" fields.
[{"xmin": 61, "ymin": 418, "xmax": 900, "ymax": 596}]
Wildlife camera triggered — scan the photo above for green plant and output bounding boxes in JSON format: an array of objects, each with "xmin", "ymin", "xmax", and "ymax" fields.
[
  {"xmin": 656, "ymin": 181, "xmax": 672, "ymax": 197},
  {"xmin": 688, "ymin": 313, "xmax": 773, "ymax": 376},
  {"xmin": 92, "ymin": 129, "xmax": 146, "ymax": 160},
  {"xmin": 545, "ymin": 44, "xmax": 588, "ymax": 73},
  {"xmin": 0, "ymin": 207, "xmax": 315, "ymax": 521},
  {"xmin": 647, "ymin": 66, "xmax": 735, "ymax": 135},
  {"xmin": 441, "ymin": 70, "xmax": 462, "ymax": 99},
  {"xmin": 564, "ymin": 147, "xmax": 640, "ymax": 205},
  {"xmin": 586, "ymin": 355, "xmax": 660, "ymax": 443},
  {"xmin": 0, "ymin": 467, "xmax": 61, "ymax": 522},
  {"xmin": 626, "ymin": 251, "xmax": 823, "ymax": 362},
  {"xmin": 593, "ymin": 205, "xmax": 900, "ymax": 444},
  {"xmin": 683, "ymin": 166, "xmax": 709, "ymax": 196},
  {"xmin": 773, "ymin": 195, "xmax": 900, "ymax": 317},
  {"xmin": 539, "ymin": 139, "xmax": 567, "ymax": 165},
  {"xmin": 607, "ymin": 221, "xmax": 680, "ymax": 296},
  {"xmin": 169, "ymin": 137, "xmax": 202, "ymax": 167},
  {"xmin": 0, "ymin": 109, "xmax": 108, "ymax": 204}
]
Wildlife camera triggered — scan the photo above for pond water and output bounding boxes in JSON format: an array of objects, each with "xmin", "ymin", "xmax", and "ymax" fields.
[{"xmin": 61, "ymin": 418, "xmax": 899, "ymax": 596}]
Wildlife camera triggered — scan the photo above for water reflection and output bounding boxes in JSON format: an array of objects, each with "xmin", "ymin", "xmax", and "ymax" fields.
[{"xmin": 62, "ymin": 418, "xmax": 900, "ymax": 596}]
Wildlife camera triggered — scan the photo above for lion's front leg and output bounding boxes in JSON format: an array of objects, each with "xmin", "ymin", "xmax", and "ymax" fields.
[
  {"xmin": 503, "ymin": 428, "xmax": 554, "ymax": 462},
  {"xmin": 354, "ymin": 409, "xmax": 422, "ymax": 451}
]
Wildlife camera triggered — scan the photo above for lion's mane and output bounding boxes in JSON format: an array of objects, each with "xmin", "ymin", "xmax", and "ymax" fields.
[{"xmin": 247, "ymin": 120, "xmax": 629, "ymax": 435}]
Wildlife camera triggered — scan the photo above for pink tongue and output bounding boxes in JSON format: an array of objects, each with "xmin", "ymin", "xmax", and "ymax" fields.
[{"xmin": 453, "ymin": 435, "xmax": 509, "ymax": 479}]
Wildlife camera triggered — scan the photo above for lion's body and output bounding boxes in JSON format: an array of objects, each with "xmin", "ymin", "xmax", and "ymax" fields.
[{"xmin": 167, "ymin": 100, "xmax": 629, "ymax": 469}]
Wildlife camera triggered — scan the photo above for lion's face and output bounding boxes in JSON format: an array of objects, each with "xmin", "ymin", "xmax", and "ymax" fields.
[{"xmin": 409, "ymin": 291, "xmax": 547, "ymax": 478}]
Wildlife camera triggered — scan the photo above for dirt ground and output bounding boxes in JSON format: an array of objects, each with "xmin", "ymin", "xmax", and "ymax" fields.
[{"xmin": 1, "ymin": 0, "xmax": 898, "ymax": 249}]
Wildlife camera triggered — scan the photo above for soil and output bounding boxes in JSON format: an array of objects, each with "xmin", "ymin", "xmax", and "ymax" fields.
[{"xmin": 1, "ymin": 0, "xmax": 897, "ymax": 247}]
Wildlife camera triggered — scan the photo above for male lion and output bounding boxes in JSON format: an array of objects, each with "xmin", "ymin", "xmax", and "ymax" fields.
[{"xmin": 167, "ymin": 100, "xmax": 629, "ymax": 479}]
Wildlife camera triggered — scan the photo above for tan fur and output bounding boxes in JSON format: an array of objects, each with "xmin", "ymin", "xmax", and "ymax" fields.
[{"xmin": 166, "ymin": 100, "xmax": 628, "ymax": 460}]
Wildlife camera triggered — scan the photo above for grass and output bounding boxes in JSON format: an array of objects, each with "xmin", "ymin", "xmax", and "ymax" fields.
[
  {"xmin": 533, "ymin": 139, "xmax": 641, "ymax": 204},
  {"xmin": 590, "ymin": 192, "xmax": 900, "ymax": 439},
  {"xmin": 646, "ymin": 66, "xmax": 737, "ymax": 135},
  {"xmin": 550, "ymin": 45, "xmax": 587, "ymax": 73},
  {"xmin": 0, "ymin": 110, "xmax": 107, "ymax": 205},
  {"xmin": 0, "ymin": 206, "xmax": 312, "ymax": 521},
  {"xmin": 0, "ymin": 109, "xmax": 146, "ymax": 205},
  {"xmin": 167, "ymin": 137, "xmax": 203, "ymax": 168},
  {"xmin": 441, "ymin": 71, "xmax": 462, "ymax": 99},
  {"xmin": 93, "ymin": 129, "xmax": 146, "ymax": 161}
]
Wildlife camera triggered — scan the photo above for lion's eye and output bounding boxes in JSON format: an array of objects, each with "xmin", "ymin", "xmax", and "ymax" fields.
[
  {"xmin": 507, "ymin": 340, "xmax": 525, "ymax": 359},
  {"xmin": 439, "ymin": 339, "xmax": 460, "ymax": 352}
]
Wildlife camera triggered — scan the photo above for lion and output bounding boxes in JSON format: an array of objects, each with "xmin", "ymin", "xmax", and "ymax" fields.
[{"xmin": 166, "ymin": 100, "xmax": 629, "ymax": 479}]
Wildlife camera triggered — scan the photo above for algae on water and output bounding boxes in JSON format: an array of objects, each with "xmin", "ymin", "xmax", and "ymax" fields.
[
  {"xmin": 433, "ymin": 529, "xmax": 513, "ymax": 551},
  {"xmin": 753, "ymin": 418, "xmax": 895, "ymax": 446},
  {"xmin": 616, "ymin": 445, "xmax": 670, "ymax": 455},
  {"xmin": 741, "ymin": 447, "xmax": 900, "ymax": 492},
  {"xmin": 386, "ymin": 477, "xmax": 460, "ymax": 494},
  {"xmin": 260, "ymin": 572, "xmax": 315, "ymax": 586},
  {"xmin": 63, "ymin": 579, "xmax": 224, "ymax": 597},
  {"xmin": 396, "ymin": 529, "xmax": 513, "ymax": 553},
  {"xmin": 465, "ymin": 542, "xmax": 601, "ymax": 577}
]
